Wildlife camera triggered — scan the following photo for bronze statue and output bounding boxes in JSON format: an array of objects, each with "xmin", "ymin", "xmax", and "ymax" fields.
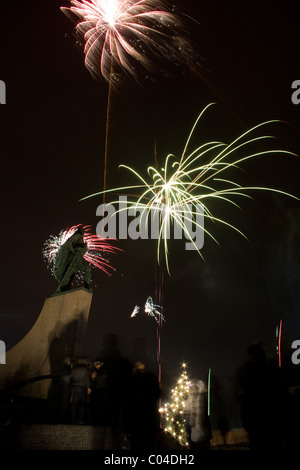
[{"xmin": 54, "ymin": 227, "xmax": 91, "ymax": 292}]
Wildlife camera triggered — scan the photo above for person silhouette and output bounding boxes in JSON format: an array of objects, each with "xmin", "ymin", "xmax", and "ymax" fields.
[
  {"xmin": 97, "ymin": 334, "xmax": 132, "ymax": 449},
  {"xmin": 70, "ymin": 358, "xmax": 91, "ymax": 424},
  {"xmin": 236, "ymin": 340, "xmax": 285, "ymax": 451},
  {"xmin": 128, "ymin": 361, "xmax": 160, "ymax": 451},
  {"xmin": 184, "ymin": 379, "xmax": 212, "ymax": 450}
]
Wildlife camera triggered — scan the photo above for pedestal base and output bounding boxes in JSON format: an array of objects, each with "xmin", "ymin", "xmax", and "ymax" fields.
[{"xmin": 0, "ymin": 288, "xmax": 93, "ymax": 399}]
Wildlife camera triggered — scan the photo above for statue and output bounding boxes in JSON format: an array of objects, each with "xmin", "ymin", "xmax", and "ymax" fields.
[
  {"xmin": 43, "ymin": 224, "xmax": 120, "ymax": 293},
  {"xmin": 54, "ymin": 227, "xmax": 91, "ymax": 292}
]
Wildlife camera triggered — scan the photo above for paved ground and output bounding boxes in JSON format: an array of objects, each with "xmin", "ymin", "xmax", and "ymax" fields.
[{"xmin": 0, "ymin": 423, "xmax": 250, "ymax": 451}]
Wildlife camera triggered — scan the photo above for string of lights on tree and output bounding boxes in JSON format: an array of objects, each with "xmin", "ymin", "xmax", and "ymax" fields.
[{"xmin": 159, "ymin": 363, "xmax": 191, "ymax": 447}]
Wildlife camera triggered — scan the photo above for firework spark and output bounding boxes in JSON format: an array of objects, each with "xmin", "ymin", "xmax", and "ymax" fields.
[
  {"xmin": 131, "ymin": 305, "xmax": 140, "ymax": 317},
  {"xmin": 145, "ymin": 296, "xmax": 165, "ymax": 323},
  {"xmin": 82, "ymin": 104, "xmax": 298, "ymax": 274},
  {"xmin": 131, "ymin": 296, "xmax": 165, "ymax": 323},
  {"xmin": 207, "ymin": 367, "xmax": 211, "ymax": 416},
  {"xmin": 61, "ymin": 0, "xmax": 182, "ymax": 82},
  {"xmin": 278, "ymin": 319, "xmax": 283, "ymax": 368},
  {"xmin": 43, "ymin": 224, "xmax": 120, "ymax": 276}
]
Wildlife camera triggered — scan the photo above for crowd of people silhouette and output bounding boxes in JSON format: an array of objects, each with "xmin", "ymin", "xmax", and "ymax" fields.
[
  {"xmin": 58, "ymin": 334, "xmax": 161, "ymax": 451},
  {"xmin": 1, "ymin": 332, "xmax": 299, "ymax": 452}
]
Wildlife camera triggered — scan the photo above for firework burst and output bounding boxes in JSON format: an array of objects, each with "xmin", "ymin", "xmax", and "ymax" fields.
[
  {"xmin": 61, "ymin": 0, "xmax": 182, "ymax": 82},
  {"xmin": 131, "ymin": 296, "xmax": 165, "ymax": 323},
  {"xmin": 82, "ymin": 104, "xmax": 298, "ymax": 274},
  {"xmin": 43, "ymin": 224, "xmax": 120, "ymax": 277}
]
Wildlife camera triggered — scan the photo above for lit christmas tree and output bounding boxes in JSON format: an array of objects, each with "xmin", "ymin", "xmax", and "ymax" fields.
[{"xmin": 159, "ymin": 363, "xmax": 191, "ymax": 447}]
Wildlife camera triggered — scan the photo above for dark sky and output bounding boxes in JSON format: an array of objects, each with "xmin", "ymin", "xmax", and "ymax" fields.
[{"xmin": 1, "ymin": 0, "xmax": 300, "ymax": 384}]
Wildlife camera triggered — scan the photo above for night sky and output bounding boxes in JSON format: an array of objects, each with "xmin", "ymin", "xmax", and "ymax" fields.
[{"xmin": 1, "ymin": 0, "xmax": 300, "ymax": 388}]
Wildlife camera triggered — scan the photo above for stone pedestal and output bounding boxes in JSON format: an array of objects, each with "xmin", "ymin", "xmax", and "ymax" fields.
[{"xmin": 0, "ymin": 288, "xmax": 93, "ymax": 399}]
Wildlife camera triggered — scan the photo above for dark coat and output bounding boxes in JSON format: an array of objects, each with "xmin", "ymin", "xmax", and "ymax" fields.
[{"xmin": 71, "ymin": 364, "xmax": 91, "ymax": 389}]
